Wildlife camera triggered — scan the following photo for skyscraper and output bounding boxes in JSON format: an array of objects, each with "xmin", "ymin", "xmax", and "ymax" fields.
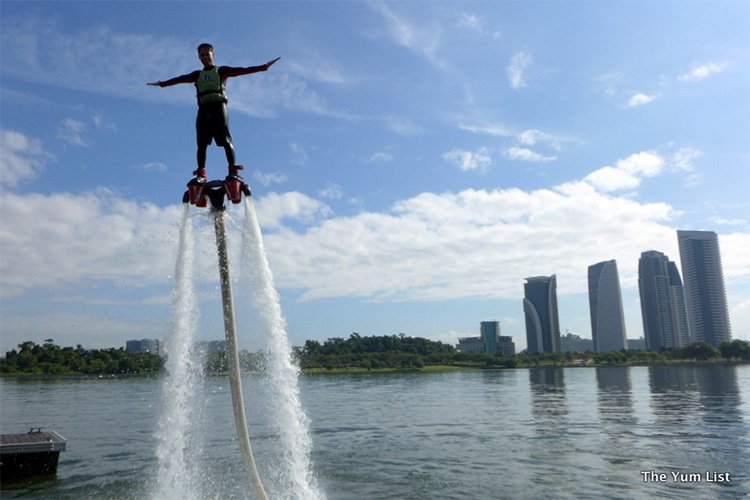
[
  {"xmin": 588, "ymin": 259, "xmax": 628, "ymax": 352},
  {"xmin": 638, "ymin": 251, "xmax": 690, "ymax": 349},
  {"xmin": 677, "ymin": 230, "xmax": 732, "ymax": 346},
  {"xmin": 523, "ymin": 275, "xmax": 561, "ymax": 354}
]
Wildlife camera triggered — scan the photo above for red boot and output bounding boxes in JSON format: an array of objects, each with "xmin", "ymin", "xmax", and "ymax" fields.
[{"xmin": 193, "ymin": 167, "xmax": 207, "ymax": 182}]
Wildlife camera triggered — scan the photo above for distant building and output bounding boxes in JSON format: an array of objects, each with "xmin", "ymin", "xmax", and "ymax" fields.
[
  {"xmin": 588, "ymin": 260, "xmax": 628, "ymax": 352},
  {"xmin": 457, "ymin": 336, "xmax": 484, "ymax": 353},
  {"xmin": 677, "ymin": 230, "xmax": 732, "ymax": 346},
  {"xmin": 457, "ymin": 321, "xmax": 516, "ymax": 355},
  {"xmin": 523, "ymin": 275, "xmax": 561, "ymax": 354},
  {"xmin": 125, "ymin": 338, "xmax": 162, "ymax": 355},
  {"xmin": 638, "ymin": 250, "xmax": 690, "ymax": 350}
]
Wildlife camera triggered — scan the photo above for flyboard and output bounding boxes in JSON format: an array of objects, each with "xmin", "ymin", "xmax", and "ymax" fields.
[{"xmin": 182, "ymin": 167, "xmax": 269, "ymax": 500}]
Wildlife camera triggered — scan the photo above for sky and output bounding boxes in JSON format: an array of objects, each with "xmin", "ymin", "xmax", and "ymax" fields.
[{"xmin": 1, "ymin": 1, "xmax": 749, "ymax": 354}]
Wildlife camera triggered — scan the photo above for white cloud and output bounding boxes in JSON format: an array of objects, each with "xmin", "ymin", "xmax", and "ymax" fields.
[
  {"xmin": 290, "ymin": 143, "xmax": 309, "ymax": 166},
  {"xmin": 456, "ymin": 12, "xmax": 483, "ymax": 31},
  {"xmin": 583, "ymin": 151, "xmax": 664, "ymax": 192},
  {"xmin": 504, "ymin": 146, "xmax": 555, "ymax": 163},
  {"xmin": 1, "ymin": 154, "xmax": 748, "ymax": 337},
  {"xmin": 319, "ymin": 182, "xmax": 343, "ymax": 200},
  {"xmin": 627, "ymin": 92, "xmax": 658, "ymax": 107},
  {"xmin": 679, "ymin": 61, "xmax": 728, "ymax": 82},
  {"xmin": 255, "ymin": 191, "xmax": 332, "ymax": 229},
  {"xmin": 459, "ymin": 123, "xmax": 514, "ymax": 137},
  {"xmin": 0, "ymin": 15, "xmax": 331, "ymax": 118},
  {"xmin": 385, "ymin": 115, "xmax": 425, "ymax": 136},
  {"xmin": 254, "ymin": 170, "xmax": 289, "ymax": 187},
  {"xmin": 140, "ymin": 162, "xmax": 167, "ymax": 172},
  {"xmin": 368, "ymin": 151, "xmax": 394, "ymax": 163},
  {"xmin": 443, "ymin": 148, "xmax": 492, "ymax": 171},
  {"xmin": 710, "ymin": 216, "xmax": 747, "ymax": 227},
  {"xmin": 517, "ymin": 129, "xmax": 561, "ymax": 150},
  {"xmin": 93, "ymin": 112, "xmax": 117, "ymax": 131},
  {"xmin": 372, "ymin": 2, "xmax": 444, "ymax": 67},
  {"xmin": 669, "ymin": 147, "xmax": 701, "ymax": 172},
  {"xmin": 0, "ymin": 130, "xmax": 53, "ymax": 187},
  {"xmin": 58, "ymin": 118, "xmax": 87, "ymax": 147},
  {"xmin": 507, "ymin": 51, "xmax": 532, "ymax": 90}
]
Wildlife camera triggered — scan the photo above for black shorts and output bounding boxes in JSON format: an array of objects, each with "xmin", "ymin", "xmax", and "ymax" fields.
[{"xmin": 196, "ymin": 102, "xmax": 232, "ymax": 147}]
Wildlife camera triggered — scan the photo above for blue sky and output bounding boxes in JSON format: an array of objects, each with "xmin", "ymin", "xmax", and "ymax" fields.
[{"xmin": 1, "ymin": 1, "xmax": 749, "ymax": 353}]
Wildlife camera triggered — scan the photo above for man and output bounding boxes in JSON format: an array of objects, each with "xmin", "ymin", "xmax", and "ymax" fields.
[{"xmin": 148, "ymin": 43, "xmax": 280, "ymax": 181}]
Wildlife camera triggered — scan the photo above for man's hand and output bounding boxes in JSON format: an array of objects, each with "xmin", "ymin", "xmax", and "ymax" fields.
[{"xmin": 265, "ymin": 57, "xmax": 281, "ymax": 69}]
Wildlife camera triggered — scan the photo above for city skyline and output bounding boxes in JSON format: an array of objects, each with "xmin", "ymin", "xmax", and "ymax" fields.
[{"xmin": 1, "ymin": 2, "xmax": 748, "ymax": 353}]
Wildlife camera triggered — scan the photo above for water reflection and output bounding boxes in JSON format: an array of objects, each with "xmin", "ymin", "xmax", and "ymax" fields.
[
  {"xmin": 527, "ymin": 367, "xmax": 572, "ymax": 488},
  {"xmin": 645, "ymin": 365, "xmax": 750, "ymax": 497},
  {"xmin": 595, "ymin": 365, "xmax": 638, "ymax": 487}
]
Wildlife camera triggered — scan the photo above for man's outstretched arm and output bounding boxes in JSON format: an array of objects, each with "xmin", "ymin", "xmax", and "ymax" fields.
[
  {"xmin": 147, "ymin": 70, "xmax": 201, "ymax": 87},
  {"xmin": 220, "ymin": 57, "xmax": 281, "ymax": 78}
]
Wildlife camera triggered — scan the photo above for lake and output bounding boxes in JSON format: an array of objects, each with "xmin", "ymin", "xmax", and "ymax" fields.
[{"xmin": 1, "ymin": 364, "xmax": 749, "ymax": 499}]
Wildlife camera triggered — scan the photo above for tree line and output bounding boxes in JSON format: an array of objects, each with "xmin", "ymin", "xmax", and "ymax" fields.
[
  {"xmin": 0, "ymin": 341, "xmax": 164, "ymax": 375},
  {"xmin": 298, "ymin": 333, "xmax": 750, "ymax": 371},
  {"xmin": 2, "ymin": 336, "xmax": 748, "ymax": 375}
]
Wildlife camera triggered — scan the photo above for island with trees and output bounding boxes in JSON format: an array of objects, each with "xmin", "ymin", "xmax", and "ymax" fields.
[{"xmin": 0, "ymin": 341, "xmax": 164, "ymax": 375}]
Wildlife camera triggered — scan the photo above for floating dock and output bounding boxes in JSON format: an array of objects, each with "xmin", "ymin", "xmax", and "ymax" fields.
[{"xmin": 0, "ymin": 428, "xmax": 67, "ymax": 482}]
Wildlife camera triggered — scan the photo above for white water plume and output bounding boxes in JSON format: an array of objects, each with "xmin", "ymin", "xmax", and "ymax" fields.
[
  {"xmin": 154, "ymin": 205, "xmax": 205, "ymax": 499},
  {"xmin": 240, "ymin": 198, "xmax": 323, "ymax": 500}
]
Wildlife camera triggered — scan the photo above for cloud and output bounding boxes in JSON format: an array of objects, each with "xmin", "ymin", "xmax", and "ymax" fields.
[
  {"xmin": 507, "ymin": 51, "xmax": 532, "ymax": 90},
  {"xmin": 583, "ymin": 151, "xmax": 664, "ymax": 192},
  {"xmin": 254, "ymin": 170, "xmax": 289, "ymax": 186},
  {"xmin": 255, "ymin": 191, "xmax": 332, "ymax": 229},
  {"xmin": 679, "ymin": 61, "xmax": 728, "ymax": 82},
  {"xmin": 0, "ymin": 15, "xmax": 331, "ymax": 118},
  {"xmin": 517, "ymin": 129, "xmax": 561, "ymax": 150},
  {"xmin": 459, "ymin": 123, "xmax": 515, "ymax": 137},
  {"xmin": 1, "ymin": 151, "xmax": 748, "ymax": 332},
  {"xmin": 443, "ymin": 148, "xmax": 492, "ymax": 171},
  {"xmin": 0, "ymin": 129, "xmax": 54, "ymax": 187},
  {"xmin": 58, "ymin": 118, "xmax": 87, "ymax": 147},
  {"xmin": 290, "ymin": 143, "xmax": 309, "ymax": 166},
  {"xmin": 372, "ymin": 2, "xmax": 444, "ymax": 67},
  {"xmin": 139, "ymin": 162, "xmax": 167, "ymax": 172},
  {"xmin": 627, "ymin": 92, "xmax": 658, "ymax": 107},
  {"xmin": 455, "ymin": 11, "xmax": 502, "ymax": 39},
  {"xmin": 504, "ymin": 146, "xmax": 555, "ymax": 163},
  {"xmin": 319, "ymin": 182, "xmax": 343, "ymax": 200},
  {"xmin": 368, "ymin": 151, "xmax": 394, "ymax": 163},
  {"xmin": 384, "ymin": 115, "xmax": 425, "ymax": 136}
]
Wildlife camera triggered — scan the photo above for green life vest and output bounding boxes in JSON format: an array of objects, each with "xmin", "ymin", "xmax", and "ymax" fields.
[{"xmin": 195, "ymin": 67, "xmax": 227, "ymax": 105}]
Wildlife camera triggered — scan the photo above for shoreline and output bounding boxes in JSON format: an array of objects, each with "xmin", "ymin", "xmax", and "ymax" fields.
[{"xmin": 2, "ymin": 359, "xmax": 747, "ymax": 378}]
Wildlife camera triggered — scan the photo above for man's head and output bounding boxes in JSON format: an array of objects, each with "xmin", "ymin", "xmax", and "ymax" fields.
[{"xmin": 197, "ymin": 43, "xmax": 214, "ymax": 67}]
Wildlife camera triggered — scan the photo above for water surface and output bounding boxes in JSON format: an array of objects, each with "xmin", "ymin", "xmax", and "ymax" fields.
[{"xmin": 1, "ymin": 364, "xmax": 748, "ymax": 499}]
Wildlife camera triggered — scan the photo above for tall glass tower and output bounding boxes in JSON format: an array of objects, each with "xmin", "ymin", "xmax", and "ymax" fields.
[
  {"xmin": 588, "ymin": 260, "xmax": 628, "ymax": 352},
  {"xmin": 638, "ymin": 251, "xmax": 690, "ymax": 349},
  {"xmin": 677, "ymin": 230, "xmax": 732, "ymax": 346},
  {"xmin": 523, "ymin": 275, "xmax": 561, "ymax": 354}
]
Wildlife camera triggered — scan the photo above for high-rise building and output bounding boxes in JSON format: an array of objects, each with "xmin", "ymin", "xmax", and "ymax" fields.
[
  {"xmin": 523, "ymin": 275, "xmax": 561, "ymax": 354},
  {"xmin": 677, "ymin": 230, "xmax": 732, "ymax": 346},
  {"xmin": 588, "ymin": 259, "xmax": 628, "ymax": 352},
  {"xmin": 457, "ymin": 321, "xmax": 515, "ymax": 355},
  {"xmin": 638, "ymin": 251, "xmax": 690, "ymax": 349}
]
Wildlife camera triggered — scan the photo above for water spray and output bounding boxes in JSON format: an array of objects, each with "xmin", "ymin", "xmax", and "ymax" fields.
[{"xmin": 182, "ymin": 173, "xmax": 269, "ymax": 500}]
